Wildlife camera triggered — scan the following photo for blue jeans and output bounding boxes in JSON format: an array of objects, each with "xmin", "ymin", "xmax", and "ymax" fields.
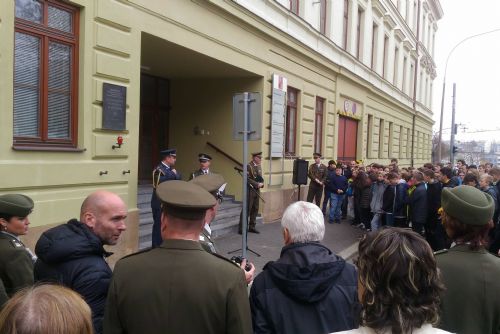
[
  {"xmin": 371, "ymin": 213, "xmax": 382, "ymax": 231},
  {"xmin": 385, "ymin": 214, "xmax": 394, "ymax": 227},
  {"xmin": 329, "ymin": 193, "xmax": 345, "ymax": 222}
]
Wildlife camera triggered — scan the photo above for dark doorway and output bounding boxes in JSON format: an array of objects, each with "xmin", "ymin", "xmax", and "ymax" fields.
[
  {"xmin": 337, "ymin": 116, "xmax": 358, "ymax": 162},
  {"xmin": 138, "ymin": 74, "xmax": 170, "ymax": 182}
]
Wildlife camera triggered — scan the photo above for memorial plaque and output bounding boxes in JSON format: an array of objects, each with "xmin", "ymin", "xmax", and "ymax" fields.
[{"xmin": 102, "ymin": 83, "xmax": 126, "ymax": 130}]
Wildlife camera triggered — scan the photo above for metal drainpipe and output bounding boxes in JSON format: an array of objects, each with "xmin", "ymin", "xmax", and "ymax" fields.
[{"xmin": 411, "ymin": 0, "xmax": 421, "ymax": 168}]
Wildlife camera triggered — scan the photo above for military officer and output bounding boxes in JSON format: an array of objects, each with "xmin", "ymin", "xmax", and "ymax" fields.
[
  {"xmin": 436, "ymin": 185, "xmax": 500, "ymax": 334},
  {"xmin": 104, "ymin": 180, "xmax": 252, "ymax": 334},
  {"xmin": 189, "ymin": 153, "xmax": 212, "ymax": 180},
  {"xmin": 238, "ymin": 152, "xmax": 264, "ymax": 234},
  {"xmin": 151, "ymin": 148, "xmax": 181, "ymax": 248},
  {"xmin": 307, "ymin": 153, "xmax": 327, "ymax": 207},
  {"xmin": 190, "ymin": 174, "xmax": 256, "ymax": 284},
  {"xmin": 0, "ymin": 194, "xmax": 36, "ymax": 307}
]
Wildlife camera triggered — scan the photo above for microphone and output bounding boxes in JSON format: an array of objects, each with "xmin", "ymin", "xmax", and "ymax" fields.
[{"xmin": 234, "ymin": 166, "xmax": 243, "ymax": 172}]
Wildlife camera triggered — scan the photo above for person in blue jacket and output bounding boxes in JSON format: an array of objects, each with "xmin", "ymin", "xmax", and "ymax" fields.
[{"xmin": 151, "ymin": 148, "xmax": 181, "ymax": 247}]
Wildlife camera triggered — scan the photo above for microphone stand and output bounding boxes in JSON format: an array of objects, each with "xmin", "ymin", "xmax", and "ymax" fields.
[{"xmin": 228, "ymin": 167, "xmax": 261, "ymax": 257}]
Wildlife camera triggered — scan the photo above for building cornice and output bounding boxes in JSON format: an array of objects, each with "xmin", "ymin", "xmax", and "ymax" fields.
[
  {"xmin": 428, "ymin": 0, "xmax": 444, "ymax": 20},
  {"xmin": 394, "ymin": 28, "xmax": 405, "ymax": 42},
  {"xmin": 383, "ymin": 14, "xmax": 397, "ymax": 30},
  {"xmin": 371, "ymin": 0, "xmax": 387, "ymax": 18}
]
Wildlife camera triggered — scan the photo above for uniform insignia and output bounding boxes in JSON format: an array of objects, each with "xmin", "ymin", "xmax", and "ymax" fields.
[{"xmin": 10, "ymin": 240, "xmax": 23, "ymax": 248}]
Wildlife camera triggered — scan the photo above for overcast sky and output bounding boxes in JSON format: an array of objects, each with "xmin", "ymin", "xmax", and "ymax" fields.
[{"xmin": 432, "ymin": 0, "xmax": 500, "ymax": 145}]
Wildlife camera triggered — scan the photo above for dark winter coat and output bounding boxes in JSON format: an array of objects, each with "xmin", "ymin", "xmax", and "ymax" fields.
[
  {"xmin": 249, "ymin": 242, "xmax": 358, "ymax": 334},
  {"xmin": 409, "ymin": 183, "xmax": 428, "ymax": 224},
  {"xmin": 326, "ymin": 172, "xmax": 348, "ymax": 194},
  {"xmin": 34, "ymin": 219, "xmax": 112, "ymax": 334},
  {"xmin": 426, "ymin": 181, "xmax": 442, "ymax": 227}
]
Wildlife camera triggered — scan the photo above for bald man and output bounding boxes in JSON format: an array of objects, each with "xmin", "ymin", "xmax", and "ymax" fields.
[{"xmin": 34, "ymin": 191, "xmax": 127, "ymax": 334}]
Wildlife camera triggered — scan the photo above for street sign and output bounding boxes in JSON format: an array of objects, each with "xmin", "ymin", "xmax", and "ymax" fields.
[{"xmin": 232, "ymin": 92, "xmax": 262, "ymax": 141}]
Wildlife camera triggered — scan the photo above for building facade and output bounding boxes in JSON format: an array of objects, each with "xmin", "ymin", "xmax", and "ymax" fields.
[{"xmin": 0, "ymin": 0, "xmax": 442, "ymax": 257}]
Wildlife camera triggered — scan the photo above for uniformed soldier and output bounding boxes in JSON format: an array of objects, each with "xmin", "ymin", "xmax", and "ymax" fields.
[
  {"xmin": 104, "ymin": 180, "xmax": 252, "ymax": 334},
  {"xmin": 190, "ymin": 174, "xmax": 256, "ymax": 284},
  {"xmin": 238, "ymin": 152, "xmax": 264, "ymax": 234},
  {"xmin": 0, "ymin": 194, "xmax": 35, "ymax": 307},
  {"xmin": 151, "ymin": 148, "xmax": 181, "ymax": 247},
  {"xmin": 307, "ymin": 153, "xmax": 327, "ymax": 206},
  {"xmin": 189, "ymin": 153, "xmax": 212, "ymax": 180},
  {"xmin": 435, "ymin": 185, "xmax": 500, "ymax": 334}
]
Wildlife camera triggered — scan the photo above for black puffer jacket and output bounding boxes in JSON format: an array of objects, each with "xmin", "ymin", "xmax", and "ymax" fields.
[
  {"xmin": 250, "ymin": 242, "xmax": 358, "ymax": 334},
  {"xmin": 34, "ymin": 219, "xmax": 112, "ymax": 334}
]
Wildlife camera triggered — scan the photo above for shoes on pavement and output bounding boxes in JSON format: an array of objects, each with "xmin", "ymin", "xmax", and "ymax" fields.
[
  {"xmin": 248, "ymin": 228, "xmax": 260, "ymax": 234},
  {"xmin": 238, "ymin": 230, "xmax": 242, "ymax": 235},
  {"xmin": 336, "ymin": 220, "xmax": 341, "ymax": 224},
  {"xmin": 328, "ymin": 220, "xmax": 334, "ymax": 224}
]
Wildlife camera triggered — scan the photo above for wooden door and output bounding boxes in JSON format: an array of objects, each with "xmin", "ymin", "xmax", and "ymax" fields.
[{"xmin": 337, "ymin": 116, "xmax": 358, "ymax": 162}]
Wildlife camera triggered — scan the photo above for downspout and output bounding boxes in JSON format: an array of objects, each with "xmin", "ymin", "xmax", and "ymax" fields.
[{"xmin": 411, "ymin": 0, "xmax": 421, "ymax": 167}]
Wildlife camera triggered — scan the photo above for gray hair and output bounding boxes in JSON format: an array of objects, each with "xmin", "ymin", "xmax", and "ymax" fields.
[{"xmin": 281, "ymin": 201, "xmax": 325, "ymax": 243}]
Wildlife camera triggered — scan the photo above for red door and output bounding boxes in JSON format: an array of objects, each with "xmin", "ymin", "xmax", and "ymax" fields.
[{"xmin": 337, "ymin": 116, "xmax": 358, "ymax": 162}]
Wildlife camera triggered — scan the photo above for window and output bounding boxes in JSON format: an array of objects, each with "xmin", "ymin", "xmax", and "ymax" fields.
[
  {"xmin": 399, "ymin": 125, "xmax": 404, "ymax": 158},
  {"xmin": 366, "ymin": 114, "xmax": 373, "ymax": 158},
  {"xmin": 356, "ymin": 8, "xmax": 364, "ymax": 60},
  {"xmin": 378, "ymin": 118, "xmax": 384, "ymax": 158},
  {"xmin": 14, "ymin": 0, "xmax": 79, "ymax": 148},
  {"xmin": 393, "ymin": 47, "xmax": 399, "ymax": 86},
  {"xmin": 343, "ymin": 0, "xmax": 349, "ymax": 50},
  {"xmin": 314, "ymin": 97, "xmax": 324, "ymax": 154},
  {"xmin": 402, "ymin": 56, "xmax": 407, "ymax": 93},
  {"xmin": 388, "ymin": 122, "xmax": 394, "ymax": 157},
  {"xmin": 290, "ymin": 0, "xmax": 299, "ymax": 15},
  {"xmin": 409, "ymin": 60, "xmax": 415, "ymax": 98},
  {"xmin": 319, "ymin": 0, "xmax": 327, "ymax": 35},
  {"xmin": 286, "ymin": 87, "xmax": 299, "ymax": 155},
  {"xmin": 382, "ymin": 35, "xmax": 389, "ymax": 78},
  {"xmin": 371, "ymin": 23, "xmax": 378, "ymax": 70}
]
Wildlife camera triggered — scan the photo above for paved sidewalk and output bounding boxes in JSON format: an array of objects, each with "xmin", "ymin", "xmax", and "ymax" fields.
[{"xmin": 215, "ymin": 218, "xmax": 365, "ymax": 275}]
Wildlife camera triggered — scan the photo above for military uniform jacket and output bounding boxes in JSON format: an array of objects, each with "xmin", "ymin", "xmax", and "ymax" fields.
[
  {"xmin": 0, "ymin": 232, "xmax": 34, "ymax": 306},
  {"xmin": 189, "ymin": 168, "xmax": 210, "ymax": 180},
  {"xmin": 247, "ymin": 162, "xmax": 263, "ymax": 191},
  {"xmin": 199, "ymin": 225, "xmax": 217, "ymax": 254},
  {"xmin": 436, "ymin": 244, "xmax": 500, "ymax": 334},
  {"xmin": 151, "ymin": 163, "xmax": 181, "ymax": 207},
  {"xmin": 308, "ymin": 163, "xmax": 327, "ymax": 186},
  {"xmin": 104, "ymin": 239, "xmax": 252, "ymax": 334}
]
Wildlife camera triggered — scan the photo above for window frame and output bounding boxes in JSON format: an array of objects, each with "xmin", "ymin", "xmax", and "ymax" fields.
[
  {"xmin": 314, "ymin": 97, "xmax": 325, "ymax": 154},
  {"xmin": 285, "ymin": 87, "xmax": 299, "ymax": 156},
  {"xmin": 290, "ymin": 0, "xmax": 299, "ymax": 15},
  {"xmin": 343, "ymin": 0, "xmax": 349, "ymax": 50},
  {"xmin": 319, "ymin": 0, "xmax": 327, "ymax": 35},
  {"xmin": 13, "ymin": 0, "xmax": 80, "ymax": 150}
]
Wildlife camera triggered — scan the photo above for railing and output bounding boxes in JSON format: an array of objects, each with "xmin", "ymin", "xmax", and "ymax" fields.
[{"xmin": 206, "ymin": 141, "xmax": 243, "ymax": 167}]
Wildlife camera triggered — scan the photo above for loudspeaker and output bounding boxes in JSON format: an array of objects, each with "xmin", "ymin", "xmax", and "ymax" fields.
[{"xmin": 293, "ymin": 159, "xmax": 309, "ymax": 185}]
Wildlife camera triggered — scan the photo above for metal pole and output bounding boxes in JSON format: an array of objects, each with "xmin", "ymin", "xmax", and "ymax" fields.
[
  {"xmin": 450, "ymin": 83, "xmax": 456, "ymax": 165},
  {"xmin": 437, "ymin": 28, "xmax": 500, "ymax": 163},
  {"xmin": 242, "ymin": 92, "xmax": 249, "ymax": 259}
]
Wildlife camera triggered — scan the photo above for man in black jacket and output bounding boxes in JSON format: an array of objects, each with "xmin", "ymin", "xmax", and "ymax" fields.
[
  {"xmin": 409, "ymin": 171, "xmax": 427, "ymax": 236},
  {"xmin": 250, "ymin": 201, "xmax": 358, "ymax": 334},
  {"xmin": 34, "ymin": 191, "xmax": 128, "ymax": 334}
]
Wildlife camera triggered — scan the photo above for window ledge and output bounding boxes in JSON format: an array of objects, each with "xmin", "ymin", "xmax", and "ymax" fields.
[{"xmin": 12, "ymin": 145, "xmax": 86, "ymax": 152}]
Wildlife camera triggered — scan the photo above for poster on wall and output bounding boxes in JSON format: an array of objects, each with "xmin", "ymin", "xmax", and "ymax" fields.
[{"xmin": 271, "ymin": 74, "xmax": 287, "ymax": 157}]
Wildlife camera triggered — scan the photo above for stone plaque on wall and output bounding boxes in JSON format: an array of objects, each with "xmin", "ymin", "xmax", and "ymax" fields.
[{"xmin": 102, "ymin": 83, "xmax": 126, "ymax": 130}]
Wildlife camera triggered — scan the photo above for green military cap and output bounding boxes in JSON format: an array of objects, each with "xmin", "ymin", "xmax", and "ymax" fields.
[
  {"xmin": 189, "ymin": 174, "xmax": 226, "ymax": 196},
  {"xmin": 156, "ymin": 180, "xmax": 216, "ymax": 220},
  {"xmin": 0, "ymin": 194, "xmax": 34, "ymax": 217},
  {"xmin": 441, "ymin": 185, "xmax": 495, "ymax": 226},
  {"xmin": 251, "ymin": 152, "xmax": 262, "ymax": 158}
]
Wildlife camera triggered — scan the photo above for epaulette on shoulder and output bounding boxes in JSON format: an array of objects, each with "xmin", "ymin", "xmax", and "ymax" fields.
[
  {"xmin": 434, "ymin": 249, "xmax": 448, "ymax": 256},
  {"xmin": 211, "ymin": 252, "xmax": 240, "ymax": 268},
  {"xmin": 120, "ymin": 247, "xmax": 154, "ymax": 260}
]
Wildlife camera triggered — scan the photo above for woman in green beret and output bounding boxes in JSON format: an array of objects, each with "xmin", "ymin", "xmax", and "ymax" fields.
[{"xmin": 0, "ymin": 194, "xmax": 36, "ymax": 308}]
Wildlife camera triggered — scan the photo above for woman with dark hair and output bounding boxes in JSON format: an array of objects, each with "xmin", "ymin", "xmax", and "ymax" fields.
[
  {"xmin": 0, "ymin": 194, "xmax": 36, "ymax": 308},
  {"xmin": 436, "ymin": 185, "xmax": 500, "ymax": 334},
  {"xmin": 333, "ymin": 228, "xmax": 450, "ymax": 334}
]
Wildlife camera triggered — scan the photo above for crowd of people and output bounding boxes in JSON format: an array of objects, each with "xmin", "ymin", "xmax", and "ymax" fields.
[
  {"xmin": 315, "ymin": 157, "xmax": 500, "ymax": 255},
  {"xmin": 0, "ymin": 152, "xmax": 500, "ymax": 333}
]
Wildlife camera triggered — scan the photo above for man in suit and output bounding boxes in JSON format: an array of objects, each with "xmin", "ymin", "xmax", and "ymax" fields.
[
  {"xmin": 238, "ymin": 152, "xmax": 264, "ymax": 234},
  {"xmin": 189, "ymin": 153, "xmax": 212, "ymax": 180},
  {"xmin": 104, "ymin": 180, "xmax": 252, "ymax": 334},
  {"xmin": 307, "ymin": 153, "xmax": 327, "ymax": 207},
  {"xmin": 151, "ymin": 148, "xmax": 181, "ymax": 247}
]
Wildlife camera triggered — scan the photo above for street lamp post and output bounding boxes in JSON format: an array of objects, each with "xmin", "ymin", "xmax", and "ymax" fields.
[{"xmin": 437, "ymin": 28, "xmax": 500, "ymax": 162}]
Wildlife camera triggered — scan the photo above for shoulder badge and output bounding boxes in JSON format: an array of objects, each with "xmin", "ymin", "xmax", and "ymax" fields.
[
  {"xmin": 9, "ymin": 239, "xmax": 24, "ymax": 248},
  {"xmin": 434, "ymin": 249, "xmax": 448, "ymax": 256}
]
